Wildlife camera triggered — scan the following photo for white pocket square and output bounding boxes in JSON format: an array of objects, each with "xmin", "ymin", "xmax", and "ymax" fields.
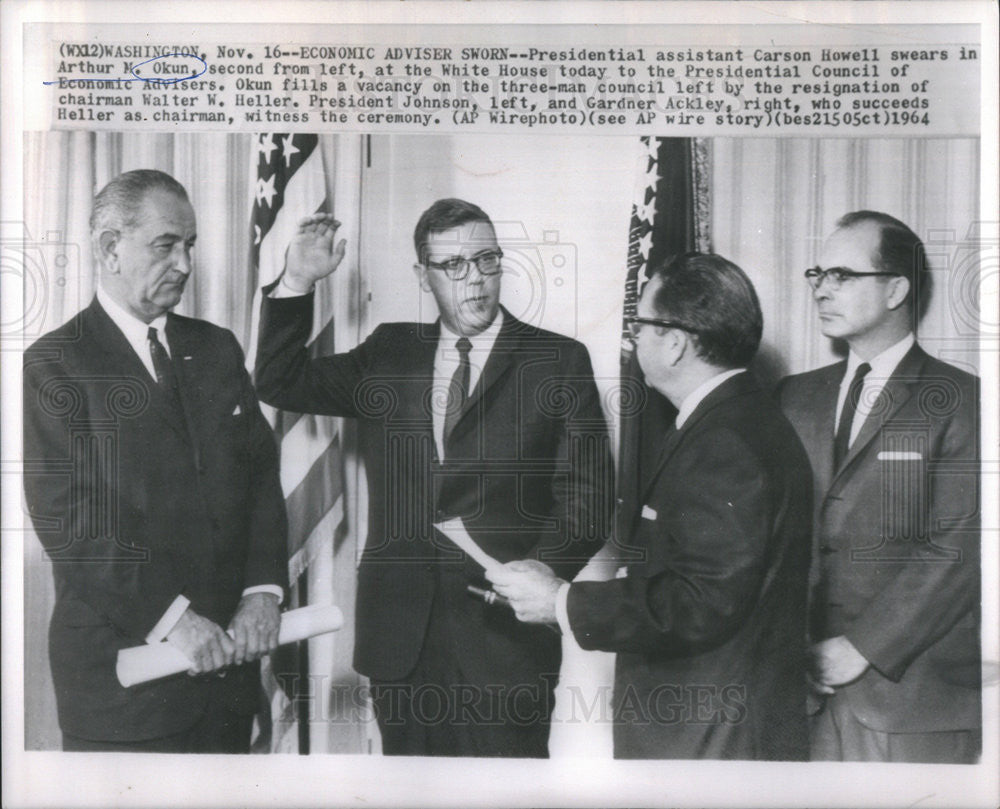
[
  {"xmin": 877, "ymin": 451, "xmax": 923, "ymax": 461},
  {"xmin": 641, "ymin": 505, "xmax": 657, "ymax": 520},
  {"xmin": 232, "ymin": 404, "xmax": 243, "ymax": 415}
]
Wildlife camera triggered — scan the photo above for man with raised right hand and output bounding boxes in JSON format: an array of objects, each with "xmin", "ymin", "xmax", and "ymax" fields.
[{"xmin": 255, "ymin": 199, "xmax": 612, "ymax": 757}]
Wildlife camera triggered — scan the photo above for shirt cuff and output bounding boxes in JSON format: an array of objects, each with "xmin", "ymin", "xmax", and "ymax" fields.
[
  {"xmin": 145, "ymin": 595, "xmax": 191, "ymax": 644},
  {"xmin": 242, "ymin": 584, "xmax": 284, "ymax": 604},
  {"xmin": 270, "ymin": 274, "xmax": 313, "ymax": 298},
  {"xmin": 555, "ymin": 582, "xmax": 573, "ymax": 637}
]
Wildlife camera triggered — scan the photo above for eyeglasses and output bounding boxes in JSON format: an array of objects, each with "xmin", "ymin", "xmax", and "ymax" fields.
[
  {"xmin": 425, "ymin": 249, "xmax": 503, "ymax": 281},
  {"xmin": 804, "ymin": 266, "xmax": 899, "ymax": 291},
  {"xmin": 625, "ymin": 316, "xmax": 693, "ymax": 340}
]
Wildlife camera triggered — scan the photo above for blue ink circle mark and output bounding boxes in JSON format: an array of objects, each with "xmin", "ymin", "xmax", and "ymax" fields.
[
  {"xmin": 130, "ymin": 52, "xmax": 207, "ymax": 84},
  {"xmin": 42, "ymin": 52, "xmax": 208, "ymax": 86}
]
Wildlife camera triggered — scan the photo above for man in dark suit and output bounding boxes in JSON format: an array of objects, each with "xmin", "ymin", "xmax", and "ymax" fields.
[
  {"xmin": 491, "ymin": 253, "xmax": 813, "ymax": 760},
  {"xmin": 23, "ymin": 169, "xmax": 287, "ymax": 752},
  {"xmin": 254, "ymin": 199, "xmax": 611, "ymax": 757},
  {"xmin": 776, "ymin": 211, "xmax": 980, "ymax": 763}
]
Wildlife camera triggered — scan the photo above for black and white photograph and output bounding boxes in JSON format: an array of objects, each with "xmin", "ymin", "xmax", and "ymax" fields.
[{"xmin": 3, "ymin": 3, "xmax": 997, "ymax": 808}]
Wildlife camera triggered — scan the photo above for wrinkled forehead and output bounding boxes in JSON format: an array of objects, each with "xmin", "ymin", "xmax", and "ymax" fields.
[
  {"xmin": 130, "ymin": 188, "xmax": 197, "ymax": 237},
  {"xmin": 423, "ymin": 220, "xmax": 497, "ymax": 260},
  {"xmin": 819, "ymin": 222, "xmax": 880, "ymax": 271}
]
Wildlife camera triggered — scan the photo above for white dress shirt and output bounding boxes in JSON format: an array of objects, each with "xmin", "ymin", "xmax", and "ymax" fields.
[
  {"xmin": 97, "ymin": 286, "xmax": 168, "ymax": 380},
  {"xmin": 674, "ymin": 367, "xmax": 747, "ymax": 429},
  {"xmin": 835, "ymin": 333, "xmax": 915, "ymax": 447},
  {"xmin": 432, "ymin": 312, "xmax": 503, "ymax": 460},
  {"xmin": 96, "ymin": 288, "xmax": 283, "ymax": 643}
]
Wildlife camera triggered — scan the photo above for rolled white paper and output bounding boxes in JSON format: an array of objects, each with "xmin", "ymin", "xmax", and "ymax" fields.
[
  {"xmin": 434, "ymin": 518, "xmax": 501, "ymax": 574},
  {"xmin": 116, "ymin": 604, "xmax": 344, "ymax": 688}
]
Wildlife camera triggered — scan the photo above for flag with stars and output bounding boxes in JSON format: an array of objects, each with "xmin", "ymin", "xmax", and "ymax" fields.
[
  {"xmin": 617, "ymin": 138, "xmax": 706, "ymax": 544},
  {"xmin": 248, "ymin": 133, "xmax": 345, "ymax": 754}
]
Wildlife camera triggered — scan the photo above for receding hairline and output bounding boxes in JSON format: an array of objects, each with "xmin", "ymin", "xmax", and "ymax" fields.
[
  {"xmin": 94, "ymin": 186, "xmax": 194, "ymax": 236},
  {"xmin": 829, "ymin": 219, "xmax": 911, "ymax": 286},
  {"xmin": 90, "ymin": 171, "xmax": 191, "ymax": 237}
]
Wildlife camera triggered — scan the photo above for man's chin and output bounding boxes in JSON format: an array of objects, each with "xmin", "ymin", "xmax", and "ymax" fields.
[
  {"xmin": 817, "ymin": 319, "xmax": 844, "ymax": 340},
  {"xmin": 149, "ymin": 291, "xmax": 185, "ymax": 316},
  {"xmin": 457, "ymin": 304, "xmax": 498, "ymax": 332}
]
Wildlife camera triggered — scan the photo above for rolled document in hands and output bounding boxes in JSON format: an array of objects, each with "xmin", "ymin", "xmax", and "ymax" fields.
[
  {"xmin": 116, "ymin": 604, "xmax": 344, "ymax": 688},
  {"xmin": 436, "ymin": 518, "xmax": 512, "ymax": 609},
  {"xmin": 434, "ymin": 517, "xmax": 501, "ymax": 574}
]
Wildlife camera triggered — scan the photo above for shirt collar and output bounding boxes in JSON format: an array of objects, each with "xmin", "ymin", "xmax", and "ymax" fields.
[
  {"xmin": 97, "ymin": 285, "xmax": 169, "ymax": 348},
  {"xmin": 845, "ymin": 332, "xmax": 915, "ymax": 384},
  {"xmin": 675, "ymin": 368, "xmax": 746, "ymax": 429},
  {"xmin": 438, "ymin": 308, "xmax": 504, "ymax": 349}
]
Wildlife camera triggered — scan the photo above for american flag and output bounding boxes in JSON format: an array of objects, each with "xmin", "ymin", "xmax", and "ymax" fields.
[
  {"xmin": 617, "ymin": 138, "xmax": 707, "ymax": 544},
  {"xmin": 247, "ymin": 133, "xmax": 345, "ymax": 754}
]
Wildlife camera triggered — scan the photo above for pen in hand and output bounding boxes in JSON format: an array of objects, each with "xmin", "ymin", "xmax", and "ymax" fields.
[{"xmin": 466, "ymin": 585, "xmax": 511, "ymax": 608}]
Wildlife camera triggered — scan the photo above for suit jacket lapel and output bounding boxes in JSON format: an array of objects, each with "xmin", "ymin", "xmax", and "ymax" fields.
[
  {"xmin": 165, "ymin": 315, "xmax": 202, "ymax": 461},
  {"xmin": 804, "ymin": 362, "xmax": 844, "ymax": 495},
  {"xmin": 450, "ymin": 310, "xmax": 517, "ymax": 436},
  {"xmin": 831, "ymin": 344, "xmax": 926, "ymax": 487},
  {"xmin": 87, "ymin": 299, "xmax": 189, "ymax": 439},
  {"xmin": 639, "ymin": 372, "xmax": 757, "ymax": 503},
  {"xmin": 415, "ymin": 320, "xmax": 439, "ymax": 423}
]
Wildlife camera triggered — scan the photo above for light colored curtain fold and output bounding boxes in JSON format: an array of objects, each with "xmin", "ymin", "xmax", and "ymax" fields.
[{"xmin": 710, "ymin": 138, "xmax": 980, "ymax": 381}]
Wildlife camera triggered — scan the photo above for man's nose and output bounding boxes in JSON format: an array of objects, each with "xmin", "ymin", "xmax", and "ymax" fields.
[
  {"xmin": 175, "ymin": 247, "xmax": 193, "ymax": 275},
  {"xmin": 466, "ymin": 260, "xmax": 486, "ymax": 283},
  {"xmin": 812, "ymin": 280, "xmax": 831, "ymax": 301}
]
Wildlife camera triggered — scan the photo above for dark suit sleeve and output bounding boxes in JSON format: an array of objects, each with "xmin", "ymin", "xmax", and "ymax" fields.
[
  {"xmin": 225, "ymin": 331, "xmax": 288, "ymax": 593},
  {"xmin": 566, "ymin": 427, "xmax": 769, "ymax": 655},
  {"xmin": 255, "ymin": 289, "xmax": 375, "ymax": 417},
  {"xmin": 537, "ymin": 342, "xmax": 613, "ymax": 581},
  {"xmin": 845, "ymin": 377, "xmax": 980, "ymax": 681},
  {"xmin": 22, "ymin": 351, "xmax": 189, "ymax": 639}
]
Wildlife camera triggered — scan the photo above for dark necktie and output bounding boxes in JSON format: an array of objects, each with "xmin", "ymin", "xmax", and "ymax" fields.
[
  {"xmin": 148, "ymin": 326, "xmax": 182, "ymax": 408},
  {"xmin": 443, "ymin": 337, "xmax": 472, "ymax": 446},
  {"xmin": 833, "ymin": 361, "xmax": 871, "ymax": 469}
]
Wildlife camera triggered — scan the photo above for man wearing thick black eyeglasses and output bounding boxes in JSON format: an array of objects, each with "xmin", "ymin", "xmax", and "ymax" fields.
[
  {"xmin": 491, "ymin": 252, "xmax": 814, "ymax": 760},
  {"xmin": 254, "ymin": 198, "xmax": 611, "ymax": 757},
  {"xmin": 777, "ymin": 211, "xmax": 981, "ymax": 763}
]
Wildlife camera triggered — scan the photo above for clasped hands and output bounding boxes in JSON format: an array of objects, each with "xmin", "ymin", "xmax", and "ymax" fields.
[
  {"xmin": 166, "ymin": 592, "xmax": 281, "ymax": 676},
  {"xmin": 486, "ymin": 559, "xmax": 565, "ymax": 626},
  {"xmin": 808, "ymin": 635, "xmax": 870, "ymax": 694}
]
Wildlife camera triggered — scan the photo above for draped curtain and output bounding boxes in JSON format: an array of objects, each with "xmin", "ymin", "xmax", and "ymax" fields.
[{"xmin": 711, "ymin": 138, "xmax": 981, "ymax": 383}]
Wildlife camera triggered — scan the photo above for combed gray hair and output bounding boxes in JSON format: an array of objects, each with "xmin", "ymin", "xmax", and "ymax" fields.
[{"xmin": 90, "ymin": 169, "xmax": 189, "ymax": 237}]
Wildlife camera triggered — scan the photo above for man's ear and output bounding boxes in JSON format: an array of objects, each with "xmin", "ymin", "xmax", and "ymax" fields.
[
  {"xmin": 885, "ymin": 275, "xmax": 911, "ymax": 311},
  {"xmin": 413, "ymin": 262, "xmax": 431, "ymax": 292},
  {"xmin": 665, "ymin": 328, "xmax": 687, "ymax": 366},
  {"xmin": 97, "ymin": 229, "xmax": 120, "ymax": 272}
]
